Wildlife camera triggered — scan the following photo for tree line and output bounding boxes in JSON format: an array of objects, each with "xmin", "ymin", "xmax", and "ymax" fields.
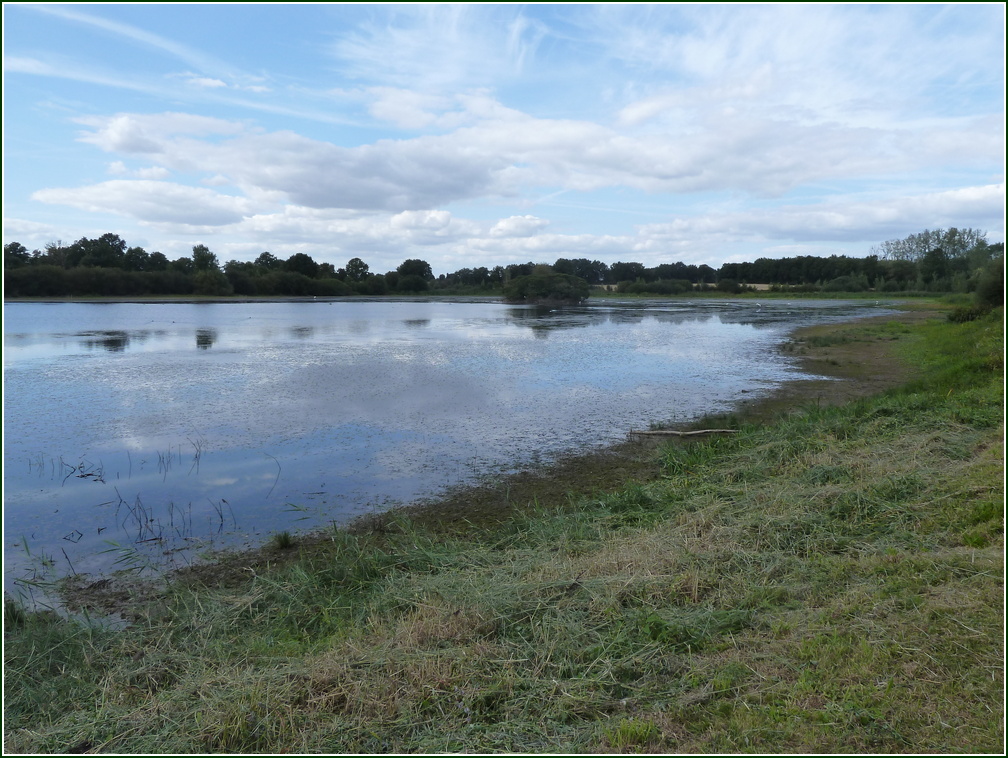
[{"xmin": 3, "ymin": 227, "xmax": 1002, "ymax": 303}]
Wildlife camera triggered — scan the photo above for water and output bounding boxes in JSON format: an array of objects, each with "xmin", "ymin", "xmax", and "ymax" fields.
[{"xmin": 2, "ymin": 297, "xmax": 893, "ymax": 596}]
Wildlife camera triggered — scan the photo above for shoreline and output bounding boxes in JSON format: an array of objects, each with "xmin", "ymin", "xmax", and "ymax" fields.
[{"xmin": 50, "ymin": 303, "xmax": 943, "ymax": 617}]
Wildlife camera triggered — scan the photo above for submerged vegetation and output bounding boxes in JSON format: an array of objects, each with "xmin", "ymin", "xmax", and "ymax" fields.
[{"xmin": 3, "ymin": 303, "xmax": 1002, "ymax": 753}]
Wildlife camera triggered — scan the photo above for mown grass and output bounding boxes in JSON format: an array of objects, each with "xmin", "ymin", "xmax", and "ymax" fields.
[{"xmin": 4, "ymin": 307, "xmax": 1003, "ymax": 754}]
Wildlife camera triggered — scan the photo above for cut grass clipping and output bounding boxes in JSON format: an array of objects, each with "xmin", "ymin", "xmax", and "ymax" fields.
[{"xmin": 3, "ymin": 306, "xmax": 1003, "ymax": 754}]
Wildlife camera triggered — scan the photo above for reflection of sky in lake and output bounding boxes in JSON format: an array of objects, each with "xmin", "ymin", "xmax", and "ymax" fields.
[{"xmin": 3, "ymin": 298, "xmax": 896, "ymax": 592}]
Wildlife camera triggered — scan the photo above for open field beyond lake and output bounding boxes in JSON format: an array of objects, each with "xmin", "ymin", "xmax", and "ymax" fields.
[{"xmin": 3, "ymin": 301, "xmax": 1004, "ymax": 754}]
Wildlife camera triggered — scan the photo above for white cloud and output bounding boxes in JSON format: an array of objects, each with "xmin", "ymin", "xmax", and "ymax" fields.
[
  {"xmin": 187, "ymin": 76, "xmax": 227, "ymax": 89},
  {"xmin": 638, "ymin": 183, "xmax": 1007, "ymax": 248},
  {"xmin": 366, "ymin": 88, "xmax": 454, "ymax": 129},
  {"xmin": 5, "ymin": 5, "xmax": 1002, "ymax": 271},
  {"xmin": 70, "ymin": 103, "xmax": 994, "ymax": 218},
  {"xmin": 32, "ymin": 181, "xmax": 254, "ymax": 227},
  {"xmin": 390, "ymin": 210, "xmax": 452, "ymax": 231},
  {"xmin": 106, "ymin": 161, "xmax": 170, "ymax": 180},
  {"xmin": 136, "ymin": 166, "xmax": 171, "ymax": 180},
  {"xmin": 490, "ymin": 215, "xmax": 549, "ymax": 237}
]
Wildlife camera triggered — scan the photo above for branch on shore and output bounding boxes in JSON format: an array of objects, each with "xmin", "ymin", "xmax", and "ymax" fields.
[{"xmin": 628, "ymin": 428, "xmax": 739, "ymax": 438}]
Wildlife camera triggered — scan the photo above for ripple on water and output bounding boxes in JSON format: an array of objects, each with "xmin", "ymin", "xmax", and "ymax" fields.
[{"xmin": 3, "ymin": 298, "xmax": 894, "ymax": 594}]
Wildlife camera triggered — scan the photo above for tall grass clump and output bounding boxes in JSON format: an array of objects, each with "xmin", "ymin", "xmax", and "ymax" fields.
[{"xmin": 4, "ymin": 307, "xmax": 1003, "ymax": 754}]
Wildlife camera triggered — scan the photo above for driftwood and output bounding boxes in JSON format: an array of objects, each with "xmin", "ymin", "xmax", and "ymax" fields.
[{"xmin": 628, "ymin": 428, "xmax": 738, "ymax": 438}]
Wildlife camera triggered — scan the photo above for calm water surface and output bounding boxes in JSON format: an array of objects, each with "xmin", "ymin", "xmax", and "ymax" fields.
[{"xmin": 3, "ymin": 297, "xmax": 893, "ymax": 597}]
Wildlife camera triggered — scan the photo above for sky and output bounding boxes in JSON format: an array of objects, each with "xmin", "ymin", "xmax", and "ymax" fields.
[{"xmin": 2, "ymin": 2, "xmax": 1005, "ymax": 276}]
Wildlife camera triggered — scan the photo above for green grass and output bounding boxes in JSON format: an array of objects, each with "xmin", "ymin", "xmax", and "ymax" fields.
[{"xmin": 4, "ymin": 307, "xmax": 1003, "ymax": 753}]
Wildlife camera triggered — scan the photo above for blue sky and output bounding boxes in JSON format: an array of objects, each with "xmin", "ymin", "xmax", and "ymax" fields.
[{"xmin": 2, "ymin": 3, "xmax": 1004, "ymax": 275}]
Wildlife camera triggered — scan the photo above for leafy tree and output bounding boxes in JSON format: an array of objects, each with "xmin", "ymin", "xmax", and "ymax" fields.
[
  {"xmin": 192, "ymin": 244, "xmax": 220, "ymax": 272},
  {"xmin": 716, "ymin": 278, "xmax": 741, "ymax": 294},
  {"xmin": 285, "ymin": 252, "xmax": 319, "ymax": 278},
  {"xmin": 123, "ymin": 246, "xmax": 150, "ymax": 272},
  {"xmin": 4, "ymin": 265, "xmax": 69, "ymax": 296},
  {"xmin": 148, "ymin": 251, "xmax": 169, "ymax": 271},
  {"xmin": 171, "ymin": 257, "xmax": 194, "ymax": 275},
  {"xmin": 555, "ymin": 257, "xmax": 608, "ymax": 284},
  {"xmin": 193, "ymin": 268, "xmax": 233, "ymax": 295},
  {"xmin": 356, "ymin": 274, "xmax": 388, "ymax": 295},
  {"xmin": 397, "ymin": 274, "xmax": 429, "ymax": 293},
  {"xmin": 41, "ymin": 240, "xmax": 69, "ymax": 268},
  {"xmin": 503, "ymin": 272, "xmax": 590, "ymax": 303},
  {"xmin": 607, "ymin": 261, "xmax": 647, "ymax": 284},
  {"xmin": 3, "ymin": 242, "xmax": 30, "ymax": 269},
  {"xmin": 224, "ymin": 260, "xmax": 259, "ymax": 295},
  {"xmin": 919, "ymin": 247, "xmax": 951, "ymax": 284},
  {"xmin": 975, "ymin": 254, "xmax": 1004, "ymax": 307},
  {"xmin": 345, "ymin": 257, "xmax": 370, "ymax": 282},
  {"xmin": 67, "ymin": 233, "xmax": 127, "ymax": 269},
  {"xmin": 505, "ymin": 262, "xmax": 535, "ymax": 280},
  {"xmin": 255, "ymin": 251, "xmax": 282, "ymax": 270},
  {"xmin": 871, "ymin": 227, "xmax": 987, "ymax": 262},
  {"xmin": 397, "ymin": 258, "xmax": 434, "ymax": 280}
]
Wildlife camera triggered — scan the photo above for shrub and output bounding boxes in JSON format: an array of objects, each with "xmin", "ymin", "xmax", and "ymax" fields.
[
  {"xmin": 503, "ymin": 272, "xmax": 590, "ymax": 303},
  {"xmin": 947, "ymin": 304, "xmax": 993, "ymax": 323},
  {"xmin": 974, "ymin": 256, "xmax": 1004, "ymax": 307}
]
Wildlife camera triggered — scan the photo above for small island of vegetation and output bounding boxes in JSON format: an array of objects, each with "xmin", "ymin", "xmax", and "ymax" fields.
[{"xmin": 501, "ymin": 265, "xmax": 592, "ymax": 304}]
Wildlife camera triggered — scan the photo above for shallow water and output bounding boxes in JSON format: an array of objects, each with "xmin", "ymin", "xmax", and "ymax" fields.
[{"xmin": 2, "ymin": 297, "xmax": 893, "ymax": 597}]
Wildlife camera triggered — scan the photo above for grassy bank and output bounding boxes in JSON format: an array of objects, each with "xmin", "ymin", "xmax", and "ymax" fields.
[{"xmin": 4, "ymin": 306, "xmax": 1004, "ymax": 753}]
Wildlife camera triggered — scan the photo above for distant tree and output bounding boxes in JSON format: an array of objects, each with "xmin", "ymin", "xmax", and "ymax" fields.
[
  {"xmin": 505, "ymin": 262, "xmax": 535, "ymax": 280},
  {"xmin": 193, "ymin": 268, "xmax": 233, "ymax": 296},
  {"xmin": 70, "ymin": 233, "xmax": 127, "ymax": 269},
  {"xmin": 255, "ymin": 251, "xmax": 282, "ymax": 270},
  {"xmin": 171, "ymin": 257, "xmax": 194, "ymax": 275},
  {"xmin": 345, "ymin": 257, "xmax": 370, "ymax": 282},
  {"xmin": 3, "ymin": 242, "xmax": 30, "ymax": 269},
  {"xmin": 318, "ymin": 262, "xmax": 337, "ymax": 279},
  {"xmin": 552, "ymin": 258, "xmax": 576, "ymax": 276},
  {"xmin": 607, "ymin": 261, "xmax": 647, "ymax": 284},
  {"xmin": 285, "ymin": 252, "xmax": 319, "ymax": 278},
  {"xmin": 871, "ymin": 227, "xmax": 987, "ymax": 262},
  {"xmin": 123, "ymin": 246, "xmax": 150, "ymax": 272},
  {"xmin": 148, "ymin": 251, "xmax": 169, "ymax": 271},
  {"xmin": 975, "ymin": 254, "xmax": 1004, "ymax": 307},
  {"xmin": 356, "ymin": 273, "xmax": 388, "ymax": 295},
  {"xmin": 397, "ymin": 258, "xmax": 433, "ymax": 280},
  {"xmin": 919, "ymin": 247, "xmax": 951, "ymax": 285},
  {"xmin": 192, "ymin": 244, "xmax": 220, "ymax": 272},
  {"xmin": 503, "ymin": 272, "xmax": 590, "ymax": 304},
  {"xmin": 716, "ymin": 278, "xmax": 741, "ymax": 294},
  {"xmin": 397, "ymin": 274, "xmax": 429, "ymax": 293}
]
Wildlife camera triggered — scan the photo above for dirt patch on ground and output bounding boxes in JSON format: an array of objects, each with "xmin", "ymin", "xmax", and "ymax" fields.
[
  {"xmin": 726, "ymin": 307, "xmax": 941, "ymax": 422},
  {"xmin": 55, "ymin": 306, "xmax": 945, "ymax": 615}
]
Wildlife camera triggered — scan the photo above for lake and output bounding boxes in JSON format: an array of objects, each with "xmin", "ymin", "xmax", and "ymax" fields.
[{"xmin": 2, "ymin": 297, "xmax": 894, "ymax": 599}]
